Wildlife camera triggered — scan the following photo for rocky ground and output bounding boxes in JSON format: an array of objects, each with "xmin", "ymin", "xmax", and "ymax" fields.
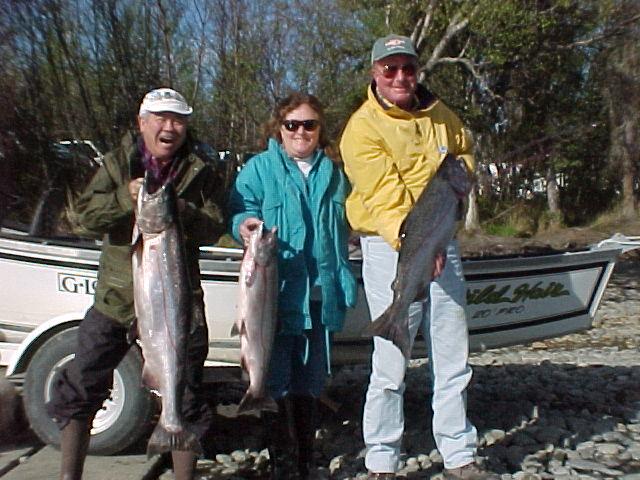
[{"xmin": 185, "ymin": 243, "xmax": 640, "ymax": 479}]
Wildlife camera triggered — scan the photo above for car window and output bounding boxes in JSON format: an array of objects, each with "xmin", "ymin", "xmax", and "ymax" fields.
[{"xmin": 1, "ymin": 139, "xmax": 98, "ymax": 240}]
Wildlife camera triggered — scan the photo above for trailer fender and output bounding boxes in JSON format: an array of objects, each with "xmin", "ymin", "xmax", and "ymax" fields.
[{"xmin": 6, "ymin": 311, "xmax": 87, "ymax": 376}]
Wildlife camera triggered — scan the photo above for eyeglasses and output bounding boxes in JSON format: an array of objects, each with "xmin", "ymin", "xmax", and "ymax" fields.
[
  {"xmin": 282, "ymin": 119, "xmax": 319, "ymax": 132},
  {"xmin": 380, "ymin": 63, "xmax": 418, "ymax": 78},
  {"xmin": 147, "ymin": 113, "xmax": 188, "ymax": 127}
]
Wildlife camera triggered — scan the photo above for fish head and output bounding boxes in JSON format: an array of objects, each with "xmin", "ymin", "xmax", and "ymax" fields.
[
  {"xmin": 441, "ymin": 155, "xmax": 472, "ymax": 198},
  {"xmin": 135, "ymin": 179, "xmax": 179, "ymax": 234},
  {"xmin": 253, "ymin": 226, "xmax": 278, "ymax": 266}
]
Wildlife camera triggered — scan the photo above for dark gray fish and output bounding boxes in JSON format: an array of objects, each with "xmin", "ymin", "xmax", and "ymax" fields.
[
  {"xmin": 371, "ymin": 155, "xmax": 472, "ymax": 358},
  {"xmin": 132, "ymin": 179, "xmax": 201, "ymax": 457},
  {"xmin": 233, "ymin": 222, "xmax": 279, "ymax": 415}
]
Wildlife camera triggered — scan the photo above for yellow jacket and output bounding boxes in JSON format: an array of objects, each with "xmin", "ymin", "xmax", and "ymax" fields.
[{"xmin": 340, "ymin": 83, "xmax": 474, "ymax": 250}]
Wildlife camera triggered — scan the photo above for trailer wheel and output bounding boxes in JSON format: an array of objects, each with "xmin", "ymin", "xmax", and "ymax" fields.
[{"xmin": 23, "ymin": 327, "xmax": 156, "ymax": 455}]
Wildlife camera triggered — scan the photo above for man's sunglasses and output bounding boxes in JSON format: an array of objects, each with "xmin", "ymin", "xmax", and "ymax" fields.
[
  {"xmin": 282, "ymin": 119, "xmax": 320, "ymax": 132},
  {"xmin": 380, "ymin": 63, "xmax": 418, "ymax": 78}
]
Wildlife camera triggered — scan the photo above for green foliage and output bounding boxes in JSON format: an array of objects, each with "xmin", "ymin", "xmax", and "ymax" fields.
[
  {"xmin": 484, "ymin": 223, "xmax": 520, "ymax": 237},
  {"xmin": 1, "ymin": 0, "xmax": 638, "ymax": 232}
]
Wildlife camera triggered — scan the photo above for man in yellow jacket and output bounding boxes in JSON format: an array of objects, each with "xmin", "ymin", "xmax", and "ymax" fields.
[{"xmin": 340, "ymin": 34, "xmax": 497, "ymax": 480}]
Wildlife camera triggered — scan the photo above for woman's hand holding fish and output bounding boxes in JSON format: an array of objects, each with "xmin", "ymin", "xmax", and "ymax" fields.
[{"xmin": 239, "ymin": 217, "xmax": 263, "ymax": 247}]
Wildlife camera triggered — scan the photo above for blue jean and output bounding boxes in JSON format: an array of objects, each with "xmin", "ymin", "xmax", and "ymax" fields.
[
  {"xmin": 267, "ymin": 301, "xmax": 328, "ymax": 399},
  {"xmin": 360, "ymin": 237, "xmax": 477, "ymax": 472}
]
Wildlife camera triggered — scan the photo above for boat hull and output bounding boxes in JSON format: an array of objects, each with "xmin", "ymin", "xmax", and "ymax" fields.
[{"xmin": 0, "ymin": 233, "xmax": 623, "ymax": 369}]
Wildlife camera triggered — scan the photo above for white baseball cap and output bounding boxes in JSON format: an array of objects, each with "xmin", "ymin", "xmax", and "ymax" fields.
[{"xmin": 139, "ymin": 88, "xmax": 193, "ymax": 116}]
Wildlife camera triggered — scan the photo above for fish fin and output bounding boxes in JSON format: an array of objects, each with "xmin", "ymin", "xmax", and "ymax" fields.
[
  {"xmin": 236, "ymin": 392, "xmax": 278, "ymax": 416},
  {"xmin": 230, "ymin": 320, "xmax": 247, "ymax": 337},
  {"xmin": 146, "ymin": 424, "xmax": 202, "ymax": 458},
  {"xmin": 230, "ymin": 323, "xmax": 240, "ymax": 336},
  {"xmin": 126, "ymin": 319, "xmax": 139, "ymax": 344},
  {"xmin": 130, "ymin": 225, "xmax": 142, "ymax": 254},
  {"xmin": 370, "ymin": 310, "xmax": 412, "ymax": 359}
]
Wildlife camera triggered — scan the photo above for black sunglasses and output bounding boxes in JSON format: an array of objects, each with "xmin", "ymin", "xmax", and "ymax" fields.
[
  {"xmin": 381, "ymin": 63, "xmax": 418, "ymax": 78},
  {"xmin": 282, "ymin": 119, "xmax": 320, "ymax": 132}
]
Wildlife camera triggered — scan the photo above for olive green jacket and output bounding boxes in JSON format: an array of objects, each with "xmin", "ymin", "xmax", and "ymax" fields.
[{"xmin": 73, "ymin": 132, "xmax": 226, "ymax": 324}]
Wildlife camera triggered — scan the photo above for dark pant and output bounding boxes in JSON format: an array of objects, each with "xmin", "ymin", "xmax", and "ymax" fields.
[
  {"xmin": 47, "ymin": 306, "xmax": 212, "ymax": 440},
  {"xmin": 266, "ymin": 301, "xmax": 328, "ymax": 400}
]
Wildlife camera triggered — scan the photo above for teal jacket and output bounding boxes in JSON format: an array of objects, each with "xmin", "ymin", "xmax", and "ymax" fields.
[{"xmin": 229, "ymin": 139, "xmax": 357, "ymax": 335}]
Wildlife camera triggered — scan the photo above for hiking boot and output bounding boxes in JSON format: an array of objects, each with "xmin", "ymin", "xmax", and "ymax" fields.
[
  {"xmin": 367, "ymin": 473, "xmax": 396, "ymax": 479},
  {"xmin": 444, "ymin": 463, "xmax": 499, "ymax": 480},
  {"xmin": 60, "ymin": 418, "xmax": 92, "ymax": 480},
  {"xmin": 264, "ymin": 397, "xmax": 299, "ymax": 480},
  {"xmin": 291, "ymin": 395, "xmax": 317, "ymax": 480}
]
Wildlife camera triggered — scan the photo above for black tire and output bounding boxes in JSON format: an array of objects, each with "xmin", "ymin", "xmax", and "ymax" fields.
[{"xmin": 23, "ymin": 327, "xmax": 156, "ymax": 455}]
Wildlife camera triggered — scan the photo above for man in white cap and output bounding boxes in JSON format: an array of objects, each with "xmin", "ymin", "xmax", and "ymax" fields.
[
  {"xmin": 340, "ymin": 35, "xmax": 497, "ymax": 479},
  {"xmin": 47, "ymin": 87, "xmax": 225, "ymax": 480}
]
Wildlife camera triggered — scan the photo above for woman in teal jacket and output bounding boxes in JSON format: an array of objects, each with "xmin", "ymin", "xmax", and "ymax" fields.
[{"xmin": 229, "ymin": 92, "xmax": 356, "ymax": 479}]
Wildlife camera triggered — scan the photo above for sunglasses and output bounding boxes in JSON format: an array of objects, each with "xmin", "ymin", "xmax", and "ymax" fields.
[
  {"xmin": 380, "ymin": 63, "xmax": 418, "ymax": 78},
  {"xmin": 282, "ymin": 119, "xmax": 320, "ymax": 132}
]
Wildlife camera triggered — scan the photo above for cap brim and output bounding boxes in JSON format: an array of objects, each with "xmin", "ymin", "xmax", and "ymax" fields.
[
  {"xmin": 139, "ymin": 101, "xmax": 193, "ymax": 116},
  {"xmin": 143, "ymin": 107, "xmax": 192, "ymax": 115},
  {"xmin": 372, "ymin": 51, "xmax": 418, "ymax": 63}
]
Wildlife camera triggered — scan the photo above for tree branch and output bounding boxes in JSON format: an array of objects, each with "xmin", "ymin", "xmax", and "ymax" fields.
[
  {"xmin": 424, "ymin": 12, "xmax": 470, "ymax": 72},
  {"xmin": 411, "ymin": 0, "xmax": 437, "ymax": 53},
  {"xmin": 156, "ymin": 0, "xmax": 174, "ymax": 86},
  {"xmin": 560, "ymin": 12, "xmax": 640, "ymax": 49},
  {"xmin": 430, "ymin": 56, "xmax": 503, "ymax": 101}
]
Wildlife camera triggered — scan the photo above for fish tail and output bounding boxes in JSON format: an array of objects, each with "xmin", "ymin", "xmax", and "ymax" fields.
[
  {"xmin": 146, "ymin": 424, "xmax": 202, "ymax": 458},
  {"xmin": 236, "ymin": 391, "xmax": 279, "ymax": 415},
  {"xmin": 370, "ymin": 309, "xmax": 412, "ymax": 359}
]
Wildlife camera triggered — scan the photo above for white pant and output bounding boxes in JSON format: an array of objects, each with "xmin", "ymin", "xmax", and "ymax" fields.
[{"xmin": 360, "ymin": 236, "xmax": 477, "ymax": 472}]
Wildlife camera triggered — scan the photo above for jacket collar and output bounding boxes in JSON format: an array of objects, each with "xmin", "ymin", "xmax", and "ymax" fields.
[
  {"xmin": 369, "ymin": 81, "xmax": 438, "ymax": 118},
  {"xmin": 124, "ymin": 131, "xmax": 209, "ymax": 194},
  {"xmin": 266, "ymin": 138, "xmax": 333, "ymax": 207}
]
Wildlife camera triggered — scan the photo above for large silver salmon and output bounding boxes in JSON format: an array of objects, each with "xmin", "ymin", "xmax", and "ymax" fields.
[
  {"xmin": 371, "ymin": 155, "xmax": 472, "ymax": 358},
  {"xmin": 132, "ymin": 179, "xmax": 201, "ymax": 456},
  {"xmin": 234, "ymin": 222, "xmax": 279, "ymax": 415}
]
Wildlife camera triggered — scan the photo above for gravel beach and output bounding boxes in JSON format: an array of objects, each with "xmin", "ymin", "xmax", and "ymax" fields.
[{"xmin": 186, "ymin": 257, "xmax": 640, "ymax": 480}]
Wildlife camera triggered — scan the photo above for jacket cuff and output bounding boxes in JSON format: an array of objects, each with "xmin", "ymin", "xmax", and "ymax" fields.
[{"xmin": 380, "ymin": 217, "xmax": 404, "ymax": 251}]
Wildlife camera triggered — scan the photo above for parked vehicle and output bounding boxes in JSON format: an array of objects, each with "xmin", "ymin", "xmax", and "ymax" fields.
[
  {"xmin": 0, "ymin": 230, "xmax": 636, "ymax": 454},
  {"xmin": 54, "ymin": 140, "xmax": 104, "ymax": 166}
]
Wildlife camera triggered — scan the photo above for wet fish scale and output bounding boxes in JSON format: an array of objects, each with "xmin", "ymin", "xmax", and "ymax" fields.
[
  {"xmin": 132, "ymin": 179, "xmax": 201, "ymax": 456},
  {"xmin": 234, "ymin": 222, "xmax": 279, "ymax": 415}
]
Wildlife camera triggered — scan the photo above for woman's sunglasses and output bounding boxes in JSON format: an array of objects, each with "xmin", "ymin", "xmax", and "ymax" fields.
[
  {"xmin": 380, "ymin": 63, "xmax": 418, "ymax": 78},
  {"xmin": 282, "ymin": 119, "xmax": 320, "ymax": 132}
]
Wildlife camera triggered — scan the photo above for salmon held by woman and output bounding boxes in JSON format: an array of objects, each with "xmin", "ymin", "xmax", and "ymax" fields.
[{"xmin": 233, "ymin": 221, "xmax": 279, "ymax": 415}]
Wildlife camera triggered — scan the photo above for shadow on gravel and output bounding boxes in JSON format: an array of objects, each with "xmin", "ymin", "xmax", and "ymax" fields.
[
  {"xmin": 460, "ymin": 362, "xmax": 639, "ymax": 474},
  {"xmin": 180, "ymin": 360, "xmax": 640, "ymax": 477}
]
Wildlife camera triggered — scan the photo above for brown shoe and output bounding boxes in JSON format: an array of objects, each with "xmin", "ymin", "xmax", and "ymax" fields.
[
  {"xmin": 367, "ymin": 473, "xmax": 396, "ymax": 479},
  {"xmin": 443, "ymin": 463, "xmax": 499, "ymax": 480}
]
